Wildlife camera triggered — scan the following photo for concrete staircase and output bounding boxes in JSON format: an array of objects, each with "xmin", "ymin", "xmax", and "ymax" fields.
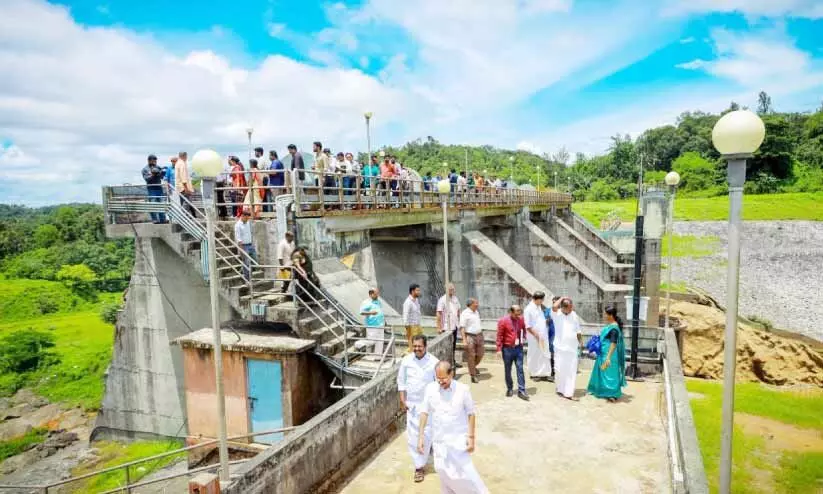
[{"xmin": 164, "ymin": 192, "xmax": 387, "ymax": 386}]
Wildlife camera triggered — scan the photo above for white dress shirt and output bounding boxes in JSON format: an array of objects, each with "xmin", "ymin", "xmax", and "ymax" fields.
[
  {"xmin": 234, "ymin": 220, "xmax": 252, "ymax": 245},
  {"xmin": 551, "ymin": 309, "xmax": 582, "ymax": 352},
  {"xmin": 397, "ymin": 352, "xmax": 439, "ymax": 405},
  {"xmin": 277, "ymin": 238, "xmax": 295, "ymax": 266},
  {"xmin": 459, "ymin": 307, "xmax": 482, "ymax": 335}
]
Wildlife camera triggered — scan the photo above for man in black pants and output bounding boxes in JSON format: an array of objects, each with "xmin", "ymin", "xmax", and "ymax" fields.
[{"xmin": 436, "ymin": 283, "xmax": 461, "ymax": 368}]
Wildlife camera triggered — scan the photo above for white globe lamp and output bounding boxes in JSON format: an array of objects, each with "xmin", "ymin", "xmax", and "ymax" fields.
[
  {"xmin": 711, "ymin": 110, "xmax": 765, "ymax": 156},
  {"xmin": 191, "ymin": 149, "xmax": 223, "ymax": 178},
  {"xmin": 664, "ymin": 171, "xmax": 681, "ymax": 187},
  {"xmin": 437, "ymin": 178, "xmax": 451, "ymax": 195}
]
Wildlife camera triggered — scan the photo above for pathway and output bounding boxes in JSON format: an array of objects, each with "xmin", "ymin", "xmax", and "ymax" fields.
[{"xmin": 339, "ymin": 360, "xmax": 670, "ymax": 494}]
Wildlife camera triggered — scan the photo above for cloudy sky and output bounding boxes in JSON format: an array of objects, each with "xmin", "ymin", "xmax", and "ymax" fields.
[{"xmin": 1, "ymin": 0, "xmax": 822, "ymax": 205}]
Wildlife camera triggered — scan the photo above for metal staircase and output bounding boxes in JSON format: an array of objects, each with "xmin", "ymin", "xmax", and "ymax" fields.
[{"xmin": 166, "ymin": 189, "xmax": 396, "ymax": 388}]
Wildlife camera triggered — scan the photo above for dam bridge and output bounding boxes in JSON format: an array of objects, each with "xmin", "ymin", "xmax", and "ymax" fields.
[{"xmin": 92, "ymin": 169, "xmax": 706, "ymax": 493}]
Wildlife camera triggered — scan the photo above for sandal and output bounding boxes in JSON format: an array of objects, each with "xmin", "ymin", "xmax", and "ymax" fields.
[{"xmin": 414, "ymin": 469, "xmax": 424, "ymax": 483}]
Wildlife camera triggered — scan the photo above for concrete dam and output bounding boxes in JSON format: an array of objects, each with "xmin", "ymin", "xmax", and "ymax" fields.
[{"xmin": 95, "ymin": 171, "xmax": 706, "ymax": 493}]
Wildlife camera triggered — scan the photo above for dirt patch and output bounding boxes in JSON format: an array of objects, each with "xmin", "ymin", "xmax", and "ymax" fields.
[
  {"xmin": 737, "ymin": 413, "xmax": 823, "ymax": 453},
  {"xmin": 673, "ymin": 301, "xmax": 823, "ymax": 387}
]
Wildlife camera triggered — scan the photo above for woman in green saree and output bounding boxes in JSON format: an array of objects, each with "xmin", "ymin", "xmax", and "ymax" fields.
[{"xmin": 587, "ymin": 305, "xmax": 626, "ymax": 402}]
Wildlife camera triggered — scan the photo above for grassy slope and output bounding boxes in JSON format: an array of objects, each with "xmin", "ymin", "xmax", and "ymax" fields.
[
  {"xmin": 0, "ymin": 280, "xmax": 118, "ymax": 410},
  {"xmin": 687, "ymin": 379, "xmax": 823, "ymax": 493},
  {"xmin": 572, "ymin": 192, "xmax": 823, "ymax": 225},
  {"xmin": 70, "ymin": 440, "xmax": 184, "ymax": 492},
  {"xmin": 0, "ymin": 277, "xmax": 93, "ymax": 321}
]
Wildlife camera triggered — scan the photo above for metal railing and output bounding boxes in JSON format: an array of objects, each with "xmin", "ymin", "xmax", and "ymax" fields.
[{"xmin": 0, "ymin": 427, "xmax": 296, "ymax": 494}]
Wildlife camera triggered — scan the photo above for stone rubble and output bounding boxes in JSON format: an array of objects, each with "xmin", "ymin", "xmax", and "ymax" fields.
[{"xmin": 671, "ymin": 220, "xmax": 823, "ymax": 342}]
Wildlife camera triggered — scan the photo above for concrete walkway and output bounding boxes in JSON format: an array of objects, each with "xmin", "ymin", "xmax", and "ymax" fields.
[{"xmin": 339, "ymin": 361, "xmax": 670, "ymax": 494}]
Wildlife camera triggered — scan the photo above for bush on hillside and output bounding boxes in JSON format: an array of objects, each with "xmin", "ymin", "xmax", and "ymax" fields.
[
  {"xmin": 56, "ymin": 264, "xmax": 98, "ymax": 300},
  {"xmin": 586, "ymin": 180, "xmax": 620, "ymax": 201},
  {"xmin": 745, "ymin": 172, "xmax": 782, "ymax": 194},
  {"xmin": 99, "ymin": 301, "xmax": 122, "ymax": 324},
  {"xmin": 672, "ymin": 152, "xmax": 718, "ymax": 192},
  {"xmin": 0, "ymin": 279, "xmax": 85, "ymax": 322},
  {"xmin": 36, "ymin": 294, "xmax": 59, "ymax": 315},
  {"xmin": 0, "ymin": 329, "xmax": 59, "ymax": 374}
]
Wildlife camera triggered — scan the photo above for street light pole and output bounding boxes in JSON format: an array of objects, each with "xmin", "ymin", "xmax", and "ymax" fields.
[
  {"xmin": 554, "ymin": 171, "xmax": 558, "ymax": 190},
  {"xmin": 437, "ymin": 179, "xmax": 451, "ymax": 314},
  {"xmin": 509, "ymin": 156, "xmax": 514, "ymax": 183},
  {"xmin": 664, "ymin": 171, "xmax": 681, "ymax": 331},
  {"xmin": 364, "ymin": 112, "xmax": 373, "ymax": 160},
  {"xmin": 191, "ymin": 150, "xmax": 230, "ymax": 483},
  {"xmin": 711, "ymin": 110, "xmax": 765, "ymax": 494},
  {"xmin": 246, "ymin": 127, "xmax": 254, "ymax": 162}
]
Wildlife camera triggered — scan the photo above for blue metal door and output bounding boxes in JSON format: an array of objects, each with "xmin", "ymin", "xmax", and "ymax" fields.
[{"xmin": 246, "ymin": 359, "xmax": 284, "ymax": 444}]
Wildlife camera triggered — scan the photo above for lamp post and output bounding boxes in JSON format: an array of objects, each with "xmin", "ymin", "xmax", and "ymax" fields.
[
  {"xmin": 364, "ymin": 112, "xmax": 373, "ymax": 160},
  {"xmin": 246, "ymin": 127, "xmax": 254, "ymax": 162},
  {"xmin": 554, "ymin": 171, "xmax": 558, "ymax": 190},
  {"xmin": 509, "ymin": 156, "xmax": 514, "ymax": 183},
  {"xmin": 711, "ymin": 110, "xmax": 765, "ymax": 494},
  {"xmin": 191, "ymin": 149, "xmax": 231, "ymax": 483},
  {"xmin": 536, "ymin": 165, "xmax": 540, "ymax": 191},
  {"xmin": 664, "ymin": 171, "xmax": 680, "ymax": 332},
  {"xmin": 437, "ymin": 179, "xmax": 451, "ymax": 299}
]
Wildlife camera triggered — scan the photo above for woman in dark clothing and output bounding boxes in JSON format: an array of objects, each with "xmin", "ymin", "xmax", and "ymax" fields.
[
  {"xmin": 586, "ymin": 304, "xmax": 627, "ymax": 402},
  {"xmin": 291, "ymin": 247, "xmax": 320, "ymax": 303}
]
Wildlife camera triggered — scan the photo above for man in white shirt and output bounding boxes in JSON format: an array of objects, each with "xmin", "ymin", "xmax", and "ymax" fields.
[
  {"xmin": 436, "ymin": 283, "xmax": 461, "ymax": 368},
  {"xmin": 524, "ymin": 291, "xmax": 552, "ymax": 381},
  {"xmin": 459, "ymin": 298, "xmax": 483, "ymax": 383},
  {"xmin": 276, "ymin": 231, "xmax": 295, "ymax": 294},
  {"xmin": 418, "ymin": 361, "xmax": 488, "ymax": 494},
  {"xmin": 397, "ymin": 335, "xmax": 438, "ymax": 483},
  {"xmin": 551, "ymin": 296, "xmax": 583, "ymax": 400},
  {"xmin": 234, "ymin": 210, "xmax": 256, "ymax": 281},
  {"xmin": 402, "ymin": 284, "xmax": 423, "ymax": 352}
]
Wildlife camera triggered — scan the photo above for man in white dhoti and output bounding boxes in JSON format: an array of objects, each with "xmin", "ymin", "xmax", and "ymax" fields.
[
  {"xmin": 550, "ymin": 297, "xmax": 583, "ymax": 400},
  {"xmin": 523, "ymin": 291, "xmax": 552, "ymax": 381},
  {"xmin": 398, "ymin": 334, "xmax": 439, "ymax": 483},
  {"xmin": 418, "ymin": 361, "xmax": 488, "ymax": 494}
]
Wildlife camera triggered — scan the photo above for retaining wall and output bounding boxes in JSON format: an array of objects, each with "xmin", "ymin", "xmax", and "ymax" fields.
[{"xmin": 224, "ymin": 332, "xmax": 453, "ymax": 494}]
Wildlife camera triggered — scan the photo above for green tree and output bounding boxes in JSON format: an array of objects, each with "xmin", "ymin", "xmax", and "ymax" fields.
[
  {"xmin": 751, "ymin": 114, "xmax": 794, "ymax": 179},
  {"xmin": 0, "ymin": 329, "xmax": 58, "ymax": 374},
  {"xmin": 34, "ymin": 224, "xmax": 60, "ymax": 248},
  {"xmin": 671, "ymin": 152, "xmax": 717, "ymax": 192},
  {"xmin": 757, "ymin": 91, "xmax": 773, "ymax": 115},
  {"xmin": 56, "ymin": 263, "xmax": 98, "ymax": 299},
  {"xmin": 636, "ymin": 125, "xmax": 684, "ymax": 171}
]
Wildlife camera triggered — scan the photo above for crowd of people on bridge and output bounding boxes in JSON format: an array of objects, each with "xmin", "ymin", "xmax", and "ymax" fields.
[
  {"xmin": 386, "ymin": 282, "xmax": 628, "ymax": 491},
  {"xmin": 141, "ymin": 142, "xmax": 515, "ymax": 222}
]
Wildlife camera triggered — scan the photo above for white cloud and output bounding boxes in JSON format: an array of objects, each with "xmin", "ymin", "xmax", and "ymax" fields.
[
  {"xmin": 267, "ymin": 22, "xmax": 285, "ymax": 38},
  {"xmin": 0, "ymin": 0, "xmax": 406, "ymax": 204},
  {"xmin": 675, "ymin": 29, "xmax": 823, "ymax": 90},
  {"xmin": 663, "ymin": 0, "xmax": 823, "ymax": 19},
  {"xmin": 517, "ymin": 141, "xmax": 543, "ymax": 155},
  {"xmin": 520, "ymin": 0, "xmax": 573, "ymax": 14},
  {"xmin": 679, "ymin": 36, "xmax": 695, "ymax": 44},
  {"xmin": 676, "ymin": 59, "xmax": 708, "ymax": 70}
]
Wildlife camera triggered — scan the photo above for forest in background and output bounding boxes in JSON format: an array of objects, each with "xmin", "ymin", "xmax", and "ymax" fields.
[{"xmin": 376, "ymin": 91, "xmax": 823, "ymax": 201}]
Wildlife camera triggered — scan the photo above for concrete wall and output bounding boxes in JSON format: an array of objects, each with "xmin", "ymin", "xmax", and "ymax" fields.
[
  {"xmin": 568, "ymin": 213, "xmax": 631, "ymax": 263},
  {"xmin": 663, "ymin": 327, "xmax": 708, "ymax": 494},
  {"xmin": 182, "ymin": 348, "xmax": 337, "ymax": 441},
  {"xmin": 371, "ymin": 239, "xmax": 443, "ymax": 315},
  {"xmin": 523, "ymin": 219, "xmax": 631, "ymax": 322},
  {"xmin": 93, "ymin": 238, "xmax": 235, "ymax": 441},
  {"xmin": 225, "ymin": 332, "xmax": 453, "ymax": 494},
  {"xmin": 543, "ymin": 217, "xmax": 633, "ymax": 285}
]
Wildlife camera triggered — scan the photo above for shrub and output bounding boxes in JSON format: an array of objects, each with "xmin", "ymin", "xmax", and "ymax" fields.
[
  {"xmin": 586, "ymin": 180, "xmax": 620, "ymax": 201},
  {"xmin": 99, "ymin": 302, "xmax": 122, "ymax": 324},
  {"xmin": 56, "ymin": 264, "xmax": 98, "ymax": 300},
  {"xmin": 0, "ymin": 329, "xmax": 59, "ymax": 374},
  {"xmin": 0, "ymin": 428, "xmax": 48, "ymax": 462},
  {"xmin": 36, "ymin": 294, "xmax": 59, "ymax": 315}
]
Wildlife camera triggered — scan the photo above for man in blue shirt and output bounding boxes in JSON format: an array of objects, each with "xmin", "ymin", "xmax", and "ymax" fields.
[
  {"xmin": 270, "ymin": 150, "xmax": 285, "ymax": 200},
  {"xmin": 141, "ymin": 154, "xmax": 166, "ymax": 224},
  {"xmin": 543, "ymin": 295, "xmax": 560, "ymax": 381},
  {"xmin": 360, "ymin": 287, "xmax": 386, "ymax": 356}
]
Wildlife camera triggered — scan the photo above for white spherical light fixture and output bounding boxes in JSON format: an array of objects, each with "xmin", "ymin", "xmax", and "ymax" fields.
[
  {"xmin": 665, "ymin": 171, "xmax": 681, "ymax": 187},
  {"xmin": 191, "ymin": 149, "xmax": 223, "ymax": 178},
  {"xmin": 711, "ymin": 110, "xmax": 765, "ymax": 156},
  {"xmin": 437, "ymin": 178, "xmax": 451, "ymax": 194}
]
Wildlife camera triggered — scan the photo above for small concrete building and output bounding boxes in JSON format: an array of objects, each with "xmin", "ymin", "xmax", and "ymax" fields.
[{"xmin": 174, "ymin": 326, "xmax": 338, "ymax": 450}]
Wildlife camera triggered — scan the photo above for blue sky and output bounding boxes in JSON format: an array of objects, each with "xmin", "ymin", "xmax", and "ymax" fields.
[{"xmin": 1, "ymin": 0, "xmax": 822, "ymax": 205}]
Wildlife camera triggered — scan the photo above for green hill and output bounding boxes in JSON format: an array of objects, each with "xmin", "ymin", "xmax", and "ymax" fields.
[{"xmin": 0, "ymin": 276, "xmax": 94, "ymax": 322}]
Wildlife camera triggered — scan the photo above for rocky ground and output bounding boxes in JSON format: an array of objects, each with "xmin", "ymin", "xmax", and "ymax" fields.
[
  {"xmin": 0, "ymin": 390, "xmax": 98, "ymax": 492},
  {"xmin": 671, "ymin": 220, "xmax": 823, "ymax": 341},
  {"xmin": 672, "ymin": 300, "xmax": 823, "ymax": 386}
]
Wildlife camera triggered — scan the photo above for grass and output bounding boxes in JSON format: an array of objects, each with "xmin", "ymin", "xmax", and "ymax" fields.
[
  {"xmin": 0, "ymin": 428, "xmax": 48, "ymax": 462},
  {"xmin": 0, "ymin": 280, "xmax": 119, "ymax": 409},
  {"xmin": 573, "ymin": 192, "xmax": 823, "ymax": 225},
  {"xmin": 0, "ymin": 278, "xmax": 92, "ymax": 322},
  {"xmin": 660, "ymin": 281, "xmax": 690, "ymax": 294},
  {"xmin": 661, "ymin": 234, "xmax": 721, "ymax": 258},
  {"xmin": 69, "ymin": 440, "xmax": 184, "ymax": 492},
  {"xmin": 687, "ymin": 379, "xmax": 823, "ymax": 493}
]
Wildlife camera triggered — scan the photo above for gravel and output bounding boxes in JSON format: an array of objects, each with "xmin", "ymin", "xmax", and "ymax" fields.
[{"xmin": 671, "ymin": 221, "xmax": 823, "ymax": 342}]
